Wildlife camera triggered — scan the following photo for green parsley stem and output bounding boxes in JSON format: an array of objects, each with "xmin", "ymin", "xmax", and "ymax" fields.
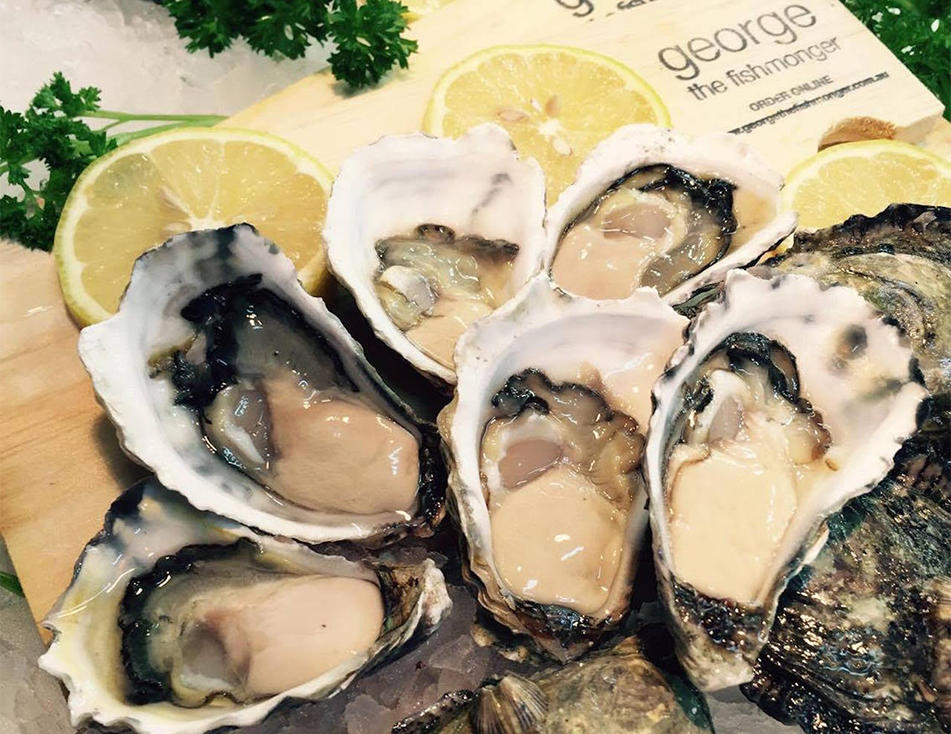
[
  {"xmin": 87, "ymin": 110, "xmax": 227, "ymax": 124},
  {"xmin": 110, "ymin": 119, "xmax": 222, "ymax": 147}
]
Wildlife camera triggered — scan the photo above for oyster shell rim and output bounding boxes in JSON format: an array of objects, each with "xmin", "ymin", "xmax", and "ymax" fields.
[
  {"xmin": 543, "ymin": 124, "xmax": 798, "ymax": 305},
  {"xmin": 323, "ymin": 123, "xmax": 549, "ymax": 384},
  {"xmin": 37, "ymin": 478, "xmax": 452, "ymax": 734},
  {"xmin": 78, "ymin": 224, "xmax": 446, "ymax": 545}
]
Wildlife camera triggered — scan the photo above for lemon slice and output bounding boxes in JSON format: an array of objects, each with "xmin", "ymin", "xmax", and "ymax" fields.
[
  {"xmin": 403, "ymin": 0, "xmax": 455, "ymax": 21},
  {"xmin": 54, "ymin": 127, "xmax": 333, "ymax": 326},
  {"xmin": 783, "ymin": 140, "xmax": 951, "ymax": 230},
  {"xmin": 423, "ymin": 44, "xmax": 670, "ymax": 201}
]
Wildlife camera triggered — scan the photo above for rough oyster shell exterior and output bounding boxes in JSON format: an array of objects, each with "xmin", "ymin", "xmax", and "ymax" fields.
[
  {"xmin": 393, "ymin": 637, "xmax": 714, "ymax": 734},
  {"xmin": 742, "ymin": 204, "xmax": 951, "ymax": 732},
  {"xmin": 765, "ymin": 203, "xmax": 951, "ymax": 395}
]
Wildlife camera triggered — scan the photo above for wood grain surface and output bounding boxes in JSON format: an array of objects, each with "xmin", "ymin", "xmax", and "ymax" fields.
[{"xmin": 1, "ymin": 0, "xmax": 947, "ymax": 628}]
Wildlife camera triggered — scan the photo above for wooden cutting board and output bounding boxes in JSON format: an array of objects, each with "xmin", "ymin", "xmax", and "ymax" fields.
[{"xmin": 1, "ymin": 0, "xmax": 947, "ymax": 630}]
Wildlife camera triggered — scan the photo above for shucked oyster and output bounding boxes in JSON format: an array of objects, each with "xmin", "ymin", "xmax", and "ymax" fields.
[
  {"xmin": 740, "ymin": 204, "xmax": 951, "ymax": 733},
  {"xmin": 544, "ymin": 125, "xmax": 796, "ymax": 304},
  {"xmin": 39, "ymin": 480, "xmax": 450, "ymax": 734},
  {"xmin": 645, "ymin": 269, "xmax": 927, "ymax": 690},
  {"xmin": 324, "ymin": 124, "xmax": 547, "ymax": 383},
  {"xmin": 440, "ymin": 276, "xmax": 687, "ymax": 659},
  {"xmin": 393, "ymin": 637, "xmax": 714, "ymax": 734},
  {"xmin": 79, "ymin": 225, "xmax": 444, "ymax": 545}
]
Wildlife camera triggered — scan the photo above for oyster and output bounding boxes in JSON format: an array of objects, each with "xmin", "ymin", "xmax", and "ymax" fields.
[
  {"xmin": 765, "ymin": 203, "xmax": 951, "ymax": 395},
  {"xmin": 324, "ymin": 124, "xmax": 547, "ymax": 383},
  {"xmin": 440, "ymin": 275, "xmax": 687, "ymax": 659},
  {"xmin": 645, "ymin": 269, "xmax": 927, "ymax": 690},
  {"xmin": 743, "ymin": 399, "xmax": 951, "ymax": 733},
  {"xmin": 79, "ymin": 225, "xmax": 445, "ymax": 545},
  {"xmin": 38, "ymin": 479, "xmax": 451, "ymax": 734},
  {"xmin": 393, "ymin": 637, "xmax": 714, "ymax": 734},
  {"xmin": 545, "ymin": 124, "xmax": 796, "ymax": 304},
  {"xmin": 738, "ymin": 204, "xmax": 951, "ymax": 732}
]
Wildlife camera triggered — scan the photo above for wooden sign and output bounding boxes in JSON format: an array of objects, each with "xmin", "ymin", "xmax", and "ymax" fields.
[
  {"xmin": 0, "ymin": 0, "xmax": 946, "ymax": 628},
  {"xmin": 229, "ymin": 0, "xmax": 946, "ymax": 172}
]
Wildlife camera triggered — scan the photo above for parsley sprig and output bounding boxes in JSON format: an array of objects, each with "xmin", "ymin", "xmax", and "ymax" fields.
[
  {"xmin": 163, "ymin": 0, "xmax": 418, "ymax": 89},
  {"xmin": 0, "ymin": 571, "xmax": 23, "ymax": 598},
  {"xmin": 845, "ymin": 0, "xmax": 950, "ymax": 120},
  {"xmin": 0, "ymin": 73, "xmax": 224, "ymax": 251}
]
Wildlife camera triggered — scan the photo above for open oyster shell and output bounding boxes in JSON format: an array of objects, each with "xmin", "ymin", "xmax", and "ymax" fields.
[
  {"xmin": 324, "ymin": 124, "xmax": 547, "ymax": 384},
  {"xmin": 544, "ymin": 125, "xmax": 797, "ymax": 304},
  {"xmin": 740, "ymin": 204, "xmax": 951, "ymax": 733},
  {"xmin": 79, "ymin": 225, "xmax": 445, "ymax": 545},
  {"xmin": 440, "ymin": 275, "xmax": 687, "ymax": 659},
  {"xmin": 645, "ymin": 269, "xmax": 927, "ymax": 690},
  {"xmin": 38, "ymin": 479, "xmax": 451, "ymax": 734}
]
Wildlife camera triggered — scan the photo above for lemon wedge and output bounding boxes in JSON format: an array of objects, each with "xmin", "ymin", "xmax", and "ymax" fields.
[
  {"xmin": 54, "ymin": 127, "xmax": 333, "ymax": 326},
  {"xmin": 423, "ymin": 44, "xmax": 670, "ymax": 201},
  {"xmin": 783, "ymin": 139, "xmax": 951, "ymax": 230},
  {"xmin": 403, "ymin": 0, "xmax": 456, "ymax": 21}
]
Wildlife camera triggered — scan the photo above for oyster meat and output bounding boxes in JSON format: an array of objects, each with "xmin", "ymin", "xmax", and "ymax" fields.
[
  {"xmin": 374, "ymin": 224, "xmax": 519, "ymax": 372},
  {"xmin": 645, "ymin": 269, "xmax": 927, "ymax": 690},
  {"xmin": 545, "ymin": 124, "xmax": 796, "ymax": 304},
  {"xmin": 38, "ymin": 480, "xmax": 451, "ymax": 734},
  {"xmin": 325, "ymin": 124, "xmax": 547, "ymax": 383},
  {"xmin": 79, "ymin": 225, "xmax": 444, "ymax": 545},
  {"xmin": 440, "ymin": 275, "xmax": 687, "ymax": 658},
  {"xmin": 393, "ymin": 637, "xmax": 714, "ymax": 734}
]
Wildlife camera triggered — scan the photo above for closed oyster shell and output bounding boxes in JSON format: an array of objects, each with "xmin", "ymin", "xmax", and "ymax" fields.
[
  {"xmin": 393, "ymin": 637, "xmax": 714, "ymax": 734},
  {"xmin": 38, "ymin": 480, "xmax": 451, "ymax": 734},
  {"xmin": 440, "ymin": 275, "xmax": 687, "ymax": 659},
  {"xmin": 764, "ymin": 203, "xmax": 951, "ymax": 395},
  {"xmin": 324, "ymin": 124, "xmax": 547, "ymax": 384},
  {"xmin": 645, "ymin": 269, "xmax": 927, "ymax": 690},
  {"xmin": 544, "ymin": 125, "xmax": 796, "ymax": 304},
  {"xmin": 78, "ymin": 225, "xmax": 445, "ymax": 545}
]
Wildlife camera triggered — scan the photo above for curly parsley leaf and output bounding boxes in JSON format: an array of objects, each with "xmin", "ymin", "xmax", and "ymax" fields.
[
  {"xmin": 0, "ymin": 74, "xmax": 118, "ymax": 250},
  {"xmin": 162, "ymin": 0, "xmax": 416, "ymax": 89},
  {"xmin": 329, "ymin": 0, "xmax": 417, "ymax": 88},
  {"xmin": 245, "ymin": 1, "xmax": 331, "ymax": 59},
  {"xmin": 0, "ymin": 73, "xmax": 223, "ymax": 251},
  {"xmin": 0, "ymin": 571, "xmax": 23, "ymax": 598},
  {"xmin": 844, "ymin": 0, "xmax": 950, "ymax": 120},
  {"xmin": 162, "ymin": 0, "xmax": 245, "ymax": 55}
]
